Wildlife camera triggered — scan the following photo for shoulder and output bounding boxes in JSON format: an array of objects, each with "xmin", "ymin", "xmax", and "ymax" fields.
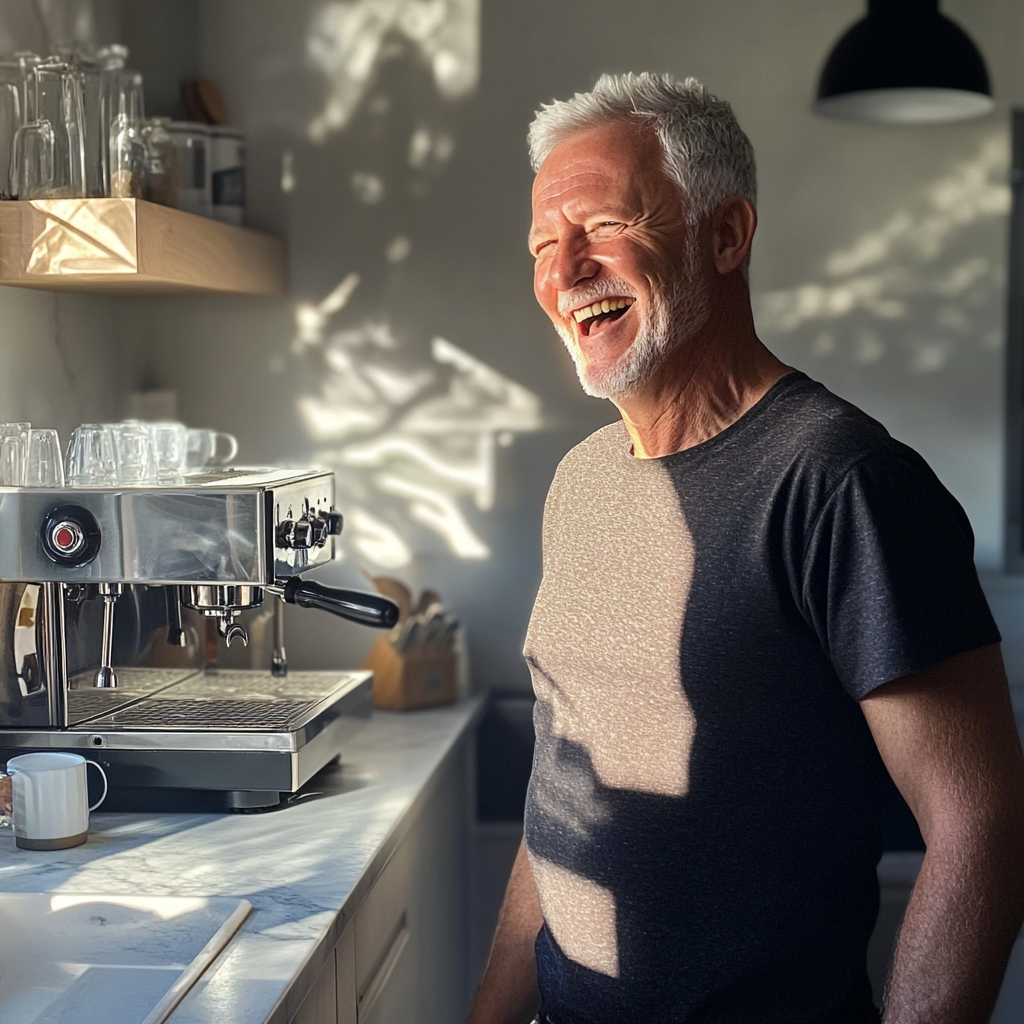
[
  {"xmin": 761, "ymin": 373, "xmax": 930, "ymax": 487},
  {"xmin": 550, "ymin": 421, "xmax": 628, "ymax": 485}
]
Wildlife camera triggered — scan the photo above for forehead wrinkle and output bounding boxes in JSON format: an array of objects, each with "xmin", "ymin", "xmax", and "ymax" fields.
[
  {"xmin": 533, "ymin": 171, "xmax": 645, "ymax": 231},
  {"xmin": 534, "ymin": 165, "xmax": 615, "ymax": 204}
]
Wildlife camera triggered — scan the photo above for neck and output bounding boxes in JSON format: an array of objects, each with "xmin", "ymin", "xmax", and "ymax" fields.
[{"xmin": 614, "ymin": 275, "xmax": 790, "ymax": 458}]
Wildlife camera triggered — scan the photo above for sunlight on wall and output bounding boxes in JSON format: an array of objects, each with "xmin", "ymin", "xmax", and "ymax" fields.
[
  {"xmin": 306, "ymin": 0, "xmax": 479, "ymax": 141},
  {"xmin": 287, "ymin": 0, "xmax": 524, "ymax": 570},
  {"xmin": 754, "ymin": 133, "xmax": 1008, "ymax": 373},
  {"xmin": 291, "ymin": 279, "xmax": 542, "ymax": 568}
]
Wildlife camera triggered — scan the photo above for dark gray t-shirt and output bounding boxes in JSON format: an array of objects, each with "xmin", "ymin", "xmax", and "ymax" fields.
[{"xmin": 523, "ymin": 371, "xmax": 1000, "ymax": 1024}]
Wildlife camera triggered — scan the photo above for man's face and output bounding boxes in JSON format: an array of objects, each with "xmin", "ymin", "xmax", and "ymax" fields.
[{"xmin": 529, "ymin": 120, "xmax": 710, "ymax": 399}]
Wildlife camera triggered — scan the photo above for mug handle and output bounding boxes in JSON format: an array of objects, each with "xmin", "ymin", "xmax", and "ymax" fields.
[
  {"xmin": 211, "ymin": 431, "xmax": 238, "ymax": 466},
  {"xmin": 86, "ymin": 760, "xmax": 108, "ymax": 811}
]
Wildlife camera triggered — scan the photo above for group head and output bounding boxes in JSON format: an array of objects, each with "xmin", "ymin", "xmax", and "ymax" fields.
[{"xmin": 527, "ymin": 73, "xmax": 758, "ymax": 401}]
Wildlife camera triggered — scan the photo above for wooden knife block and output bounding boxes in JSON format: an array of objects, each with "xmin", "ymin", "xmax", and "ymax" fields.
[{"xmin": 364, "ymin": 635, "xmax": 457, "ymax": 710}]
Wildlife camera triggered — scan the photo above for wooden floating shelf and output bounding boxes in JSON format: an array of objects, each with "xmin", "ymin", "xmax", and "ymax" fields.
[{"xmin": 0, "ymin": 198, "xmax": 286, "ymax": 296}]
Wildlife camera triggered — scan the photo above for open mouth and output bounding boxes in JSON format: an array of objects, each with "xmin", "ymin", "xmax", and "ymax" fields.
[{"xmin": 572, "ymin": 297, "xmax": 634, "ymax": 337}]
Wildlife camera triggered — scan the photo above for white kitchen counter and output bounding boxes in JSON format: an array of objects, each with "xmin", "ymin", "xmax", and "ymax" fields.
[{"xmin": 0, "ymin": 699, "xmax": 482, "ymax": 1024}]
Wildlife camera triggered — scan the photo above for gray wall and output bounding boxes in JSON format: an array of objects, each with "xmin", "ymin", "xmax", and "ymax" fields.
[
  {"xmin": 116, "ymin": 0, "xmax": 1024, "ymax": 698},
  {"xmin": 0, "ymin": 0, "xmax": 124, "ymax": 437}
]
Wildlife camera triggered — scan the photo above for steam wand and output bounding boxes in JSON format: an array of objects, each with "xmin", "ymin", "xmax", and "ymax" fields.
[
  {"xmin": 272, "ymin": 596, "xmax": 287, "ymax": 677},
  {"xmin": 94, "ymin": 583, "xmax": 122, "ymax": 688}
]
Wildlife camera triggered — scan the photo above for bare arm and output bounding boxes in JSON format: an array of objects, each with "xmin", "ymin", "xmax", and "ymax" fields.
[
  {"xmin": 467, "ymin": 839, "xmax": 544, "ymax": 1024},
  {"xmin": 861, "ymin": 643, "xmax": 1024, "ymax": 1024}
]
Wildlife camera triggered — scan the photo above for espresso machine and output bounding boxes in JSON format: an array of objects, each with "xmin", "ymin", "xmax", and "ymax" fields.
[{"xmin": 0, "ymin": 467, "xmax": 398, "ymax": 810}]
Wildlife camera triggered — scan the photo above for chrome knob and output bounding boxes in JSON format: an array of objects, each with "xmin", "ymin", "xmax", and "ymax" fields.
[
  {"xmin": 310, "ymin": 517, "xmax": 330, "ymax": 546},
  {"xmin": 321, "ymin": 511, "xmax": 343, "ymax": 536},
  {"xmin": 277, "ymin": 518, "xmax": 320, "ymax": 549}
]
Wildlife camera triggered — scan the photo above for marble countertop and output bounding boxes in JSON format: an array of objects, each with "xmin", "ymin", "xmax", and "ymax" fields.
[{"xmin": 0, "ymin": 699, "xmax": 482, "ymax": 1024}]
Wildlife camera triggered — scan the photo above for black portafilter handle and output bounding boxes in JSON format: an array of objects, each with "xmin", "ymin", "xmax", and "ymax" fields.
[{"xmin": 279, "ymin": 576, "xmax": 399, "ymax": 630}]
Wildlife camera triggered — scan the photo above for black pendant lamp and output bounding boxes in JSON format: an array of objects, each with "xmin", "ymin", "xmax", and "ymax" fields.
[{"xmin": 814, "ymin": 0, "xmax": 994, "ymax": 124}]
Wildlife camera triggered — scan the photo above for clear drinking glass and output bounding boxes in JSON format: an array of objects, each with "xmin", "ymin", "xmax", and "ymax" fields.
[
  {"xmin": 185, "ymin": 428, "xmax": 239, "ymax": 471},
  {"xmin": 24, "ymin": 427, "xmax": 64, "ymax": 487},
  {"xmin": 25, "ymin": 428, "xmax": 65, "ymax": 487},
  {"xmin": 0, "ymin": 423, "xmax": 29, "ymax": 486},
  {"xmin": 66, "ymin": 424, "xmax": 117, "ymax": 485},
  {"xmin": 16, "ymin": 59, "xmax": 86, "ymax": 199},
  {"xmin": 146, "ymin": 421, "xmax": 188, "ymax": 479},
  {"xmin": 11, "ymin": 117, "xmax": 54, "ymax": 200},
  {"xmin": 76, "ymin": 58, "xmax": 106, "ymax": 197},
  {"xmin": 0, "ymin": 53, "xmax": 41, "ymax": 197},
  {"xmin": 111, "ymin": 422, "xmax": 156, "ymax": 484},
  {"xmin": 0, "ymin": 436, "xmax": 23, "ymax": 486}
]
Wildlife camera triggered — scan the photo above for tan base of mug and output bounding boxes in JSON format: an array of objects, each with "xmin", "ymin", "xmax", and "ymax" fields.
[{"xmin": 15, "ymin": 831, "xmax": 87, "ymax": 851}]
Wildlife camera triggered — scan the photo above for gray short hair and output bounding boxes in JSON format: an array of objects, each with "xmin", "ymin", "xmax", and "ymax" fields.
[{"xmin": 528, "ymin": 72, "xmax": 756, "ymax": 228}]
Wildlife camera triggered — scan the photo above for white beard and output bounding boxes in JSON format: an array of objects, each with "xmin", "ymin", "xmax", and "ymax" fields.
[{"xmin": 555, "ymin": 240, "xmax": 711, "ymax": 401}]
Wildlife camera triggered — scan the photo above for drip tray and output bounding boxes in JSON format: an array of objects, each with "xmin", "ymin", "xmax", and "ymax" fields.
[
  {"xmin": 71, "ymin": 670, "xmax": 370, "ymax": 734},
  {"xmin": 0, "ymin": 670, "xmax": 373, "ymax": 799}
]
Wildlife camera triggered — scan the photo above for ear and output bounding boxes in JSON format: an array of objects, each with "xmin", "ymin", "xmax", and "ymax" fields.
[{"xmin": 711, "ymin": 196, "xmax": 757, "ymax": 275}]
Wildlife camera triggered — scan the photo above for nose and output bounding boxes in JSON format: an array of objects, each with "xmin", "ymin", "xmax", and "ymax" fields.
[{"xmin": 544, "ymin": 238, "xmax": 601, "ymax": 292}]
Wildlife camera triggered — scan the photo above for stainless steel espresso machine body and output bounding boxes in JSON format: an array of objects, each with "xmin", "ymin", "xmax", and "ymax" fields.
[{"xmin": 0, "ymin": 468, "xmax": 398, "ymax": 810}]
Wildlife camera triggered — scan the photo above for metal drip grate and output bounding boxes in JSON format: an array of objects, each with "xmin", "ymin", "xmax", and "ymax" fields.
[
  {"xmin": 67, "ymin": 668, "xmax": 201, "ymax": 726},
  {"xmin": 167, "ymin": 671, "xmax": 359, "ymax": 702},
  {"xmin": 75, "ymin": 670, "xmax": 365, "ymax": 732},
  {"xmin": 69, "ymin": 692, "xmax": 141, "ymax": 721},
  {"xmin": 101, "ymin": 698, "xmax": 318, "ymax": 731}
]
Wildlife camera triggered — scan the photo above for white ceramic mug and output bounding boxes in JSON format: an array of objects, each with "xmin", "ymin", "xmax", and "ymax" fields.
[{"xmin": 3, "ymin": 752, "xmax": 107, "ymax": 850}]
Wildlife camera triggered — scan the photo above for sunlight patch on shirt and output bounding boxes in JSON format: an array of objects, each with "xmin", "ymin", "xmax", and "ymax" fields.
[{"xmin": 531, "ymin": 855, "xmax": 619, "ymax": 979}]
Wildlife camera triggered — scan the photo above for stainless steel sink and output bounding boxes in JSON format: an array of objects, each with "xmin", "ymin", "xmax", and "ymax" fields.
[{"xmin": 0, "ymin": 893, "xmax": 251, "ymax": 1024}]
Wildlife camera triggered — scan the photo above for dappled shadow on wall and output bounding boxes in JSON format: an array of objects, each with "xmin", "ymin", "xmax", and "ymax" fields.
[
  {"xmin": 753, "ymin": 132, "xmax": 1007, "ymax": 395},
  {"xmin": 287, "ymin": 280, "xmax": 542, "ymax": 568},
  {"xmin": 269, "ymin": 0, "xmax": 543, "ymax": 570},
  {"xmin": 304, "ymin": 0, "xmax": 478, "ymax": 142}
]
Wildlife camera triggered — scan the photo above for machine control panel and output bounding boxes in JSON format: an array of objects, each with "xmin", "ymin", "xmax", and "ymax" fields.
[
  {"xmin": 40, "ymin": 504, "xmax": 102, "ymax": 567},
  {"xmin": 276, "ymin": 510, "xmax": 343, "ymax": 551}
]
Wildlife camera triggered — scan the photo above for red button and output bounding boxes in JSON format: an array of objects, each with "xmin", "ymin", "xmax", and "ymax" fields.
[{"xmin": 54, "ymin": 527, "xmax": 75, "ymax": 549}]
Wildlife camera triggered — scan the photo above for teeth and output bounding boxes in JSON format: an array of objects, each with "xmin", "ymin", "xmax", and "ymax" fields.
[{"xmin": 572, "ymin": 298, "xmax": 632, "ymax": 323}]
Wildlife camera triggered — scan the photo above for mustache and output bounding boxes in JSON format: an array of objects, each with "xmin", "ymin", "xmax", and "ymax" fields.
[{"xmin": 557, "ymin": 277, "xmax": 637, "ymax": 318}]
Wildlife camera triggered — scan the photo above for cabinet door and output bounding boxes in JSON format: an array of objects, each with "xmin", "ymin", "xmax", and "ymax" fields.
[
  {"xmin": 291, "ymin": 956, "xmax": 338, "ymax": 1024},
  {"xmin": 355, "ymin": 833, "xmax": 416, "ymax": 995},
  {"xmin": 358, "ymin": 918, "xmax": 415, "ymax": 1024},
  {"xmin": 412, "ymin": 742, "xmax": 471, "ymax": 1022},
  {"xmin": 337, "ymin": 923, "xmax": 357, "ymax": 1024}
]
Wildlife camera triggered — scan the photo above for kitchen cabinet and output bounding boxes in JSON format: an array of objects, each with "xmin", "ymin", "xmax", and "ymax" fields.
[
  {"xmin": 0, "ymin": 198, "xmax": 286, "ymax": 296},
  {"xmin": 288, "ymin": 733, "xmax": 472, "ymax": 1024},
  {"xmin": 0, "ymin": 702, "xmax": 481, "ymax": 1024},
  {"xmin": 293, "ymin": 957, "xmax": 338, "ymax": 1024}
]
